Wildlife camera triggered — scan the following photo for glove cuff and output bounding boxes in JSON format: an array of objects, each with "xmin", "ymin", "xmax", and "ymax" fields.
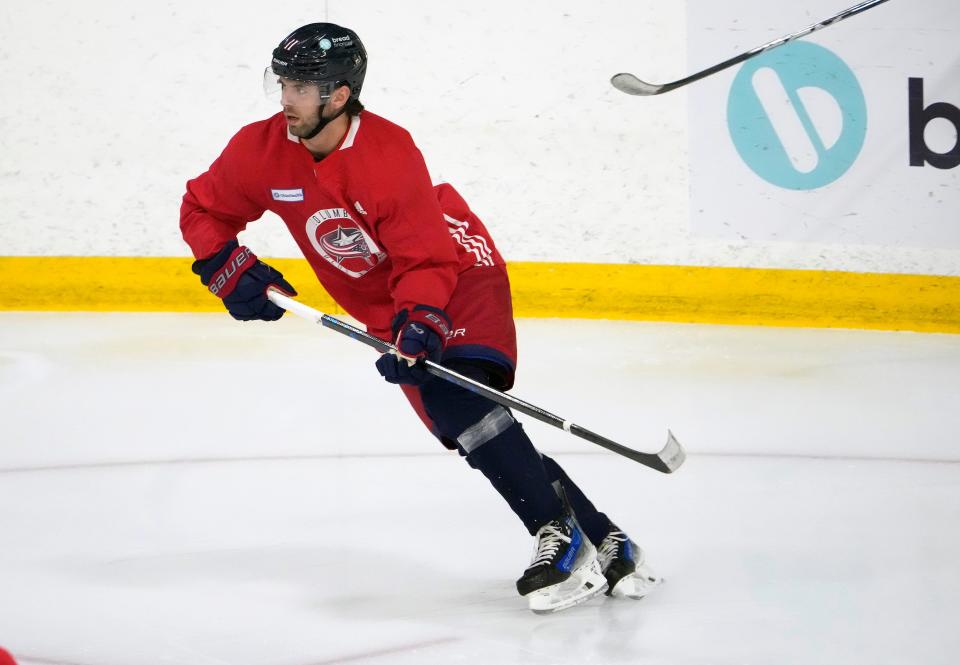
[
  {"xmin": 411, "ymin": 305, "xmax": 452, "ymax": 340},
  {"xmin": 195, "ymin": 240, "xmax": 260, "ymax": 299},
  {"xmin": 392, "ymin": 305, "xmax": 452, "ymax": 340}
]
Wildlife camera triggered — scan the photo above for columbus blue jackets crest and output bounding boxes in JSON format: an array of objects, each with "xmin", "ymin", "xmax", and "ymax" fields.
[{"xmin": 305, "ymin": 208, "xmax": 386, "ymax": 278}]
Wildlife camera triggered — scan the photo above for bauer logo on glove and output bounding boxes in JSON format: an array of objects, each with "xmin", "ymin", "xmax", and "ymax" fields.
[
  {"xmin": 207, "ymin": 245, "xmax": 255, "ymax": 297},
  {"xmin": 192, "ymin": 239, "xmax": 297, "ymax": 322},
  {"xmin": 375, "ymin": 304, "xmax": 452, "ymax": 384}
]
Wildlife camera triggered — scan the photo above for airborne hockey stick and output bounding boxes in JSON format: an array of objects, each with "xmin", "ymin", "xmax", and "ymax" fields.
[
  {"xmin": 267, "ymin": 289, "xmax": 685, "ymax": 474},
  {"xmin": 611, "ymin": 0, "xmax": 892, "ymax": 96}
]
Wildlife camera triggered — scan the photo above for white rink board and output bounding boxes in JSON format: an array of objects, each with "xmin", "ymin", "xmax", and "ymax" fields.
[
  {"xmin": 689, "ymin": 0, "xmax": 960, "ymax": 251},
  {"xmin": 0, "ymin": 0, "xmax": 958, "ymax": 276}
]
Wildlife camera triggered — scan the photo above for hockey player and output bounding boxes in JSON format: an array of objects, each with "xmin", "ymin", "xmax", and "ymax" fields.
[{"xmin": 180, "ymin": 22, "xmax": 661, "ymax": 612}]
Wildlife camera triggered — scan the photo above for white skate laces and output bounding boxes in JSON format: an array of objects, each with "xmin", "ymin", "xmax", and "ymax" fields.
[
  {"xmin": 527, "ymin": 523, "xmax": 571, "ymax": 568},
  {"xmin": 597, "ymin": 529, "xmax": 629, "ymax": 571},
  {"xmin": 598, "ymin": 528, "xmax": 664, "ymax": 600}
]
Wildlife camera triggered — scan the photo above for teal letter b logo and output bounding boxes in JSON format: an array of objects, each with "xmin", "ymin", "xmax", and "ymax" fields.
[{"xmin": 727, "ymin": 41, "xmax": 867, "ymax": 190}]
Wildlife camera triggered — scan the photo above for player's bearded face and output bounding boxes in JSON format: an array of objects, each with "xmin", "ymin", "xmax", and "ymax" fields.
[
  {"xmin": 284, "ymin": 104, "xmax": 323, "ymax": 138},
  {"xmin": 279, "ymin": 79, "xmax": 327, "ymax": 137}
]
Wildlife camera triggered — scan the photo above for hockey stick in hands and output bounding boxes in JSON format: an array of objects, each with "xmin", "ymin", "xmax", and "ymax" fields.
[
  {"xmin": 267, "ymin": 289, "xmax": 685, "ymax": 474},
  {"xmin": 612, "ymin": 0, "xmax": 892, "ymax": 96}
]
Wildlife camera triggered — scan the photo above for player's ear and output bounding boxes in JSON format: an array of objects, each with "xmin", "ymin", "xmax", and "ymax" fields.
[{"xmin": 331, "ymin": 85, "xmax": 352, "ymax": 109}]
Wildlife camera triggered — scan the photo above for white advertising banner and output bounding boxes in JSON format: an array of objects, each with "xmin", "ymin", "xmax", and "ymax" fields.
[{"xmin": 689, "ymin": 0, "xmax": 960, "ymax": 250}]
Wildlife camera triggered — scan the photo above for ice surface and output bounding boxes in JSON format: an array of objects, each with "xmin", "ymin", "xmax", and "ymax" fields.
[{"xmin": 1, "ymin": 313, "xmax": 959, "ymax": 664}]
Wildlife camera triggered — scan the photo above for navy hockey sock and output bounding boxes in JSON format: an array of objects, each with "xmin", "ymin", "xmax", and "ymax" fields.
[
  {"xmin": 462, "ymin": 421, "xmax": 564, "ymax": 534},
  {"xmin": 540, "ymin": 454, "xmax": 613, "ymax": 547},
  {"xmin": 420, "ymin": 363, "xmax": 563, "ymax": 534}
]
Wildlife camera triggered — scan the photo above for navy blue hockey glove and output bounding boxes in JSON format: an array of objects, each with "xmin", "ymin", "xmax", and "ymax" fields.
[
  {"xmin": 375, "ymin": 305, "xmax": 452, "ymax": 385},
  {"xmin": 192, "ymin": 240, "xmax": 297, "ymax": 321}
]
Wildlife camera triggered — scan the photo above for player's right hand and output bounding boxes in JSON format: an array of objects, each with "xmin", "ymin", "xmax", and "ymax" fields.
[
  {"xmin": 375, "ymin": 305, "xmax": 451, "ymax": 384},
  {"xmin": 193, "ymin": 239, "xmax": 297, "ymax": 321}
]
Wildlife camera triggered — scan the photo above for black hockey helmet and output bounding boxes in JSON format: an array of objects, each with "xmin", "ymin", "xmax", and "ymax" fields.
[{"xmin": 267, "ymin": 23, "xmax": 367, "ymax": 99}]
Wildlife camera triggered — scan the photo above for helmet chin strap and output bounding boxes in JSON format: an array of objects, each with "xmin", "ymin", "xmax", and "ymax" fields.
[{"xmin": 301, "ymin": 103, "xmax": 348, "ymax": 140}]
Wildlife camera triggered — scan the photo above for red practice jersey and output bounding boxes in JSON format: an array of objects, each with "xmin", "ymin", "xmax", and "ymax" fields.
[{"xmin": 181, "ymin": 111, "xmax": 504, "ymax": 332}]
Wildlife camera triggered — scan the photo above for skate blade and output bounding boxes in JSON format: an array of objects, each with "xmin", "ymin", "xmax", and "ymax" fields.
[
  {"xmin": 528, "ymin": 559, "xmax": 608, "ymax": 614},
  {"xmin": 609, "ymin": 564, "xmax": 663, "ymax": 600}
]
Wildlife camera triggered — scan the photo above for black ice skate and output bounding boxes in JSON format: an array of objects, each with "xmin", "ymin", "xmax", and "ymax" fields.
[
  {"xmin": 597, "ymin": 526, "xmax": 663, "ymax": 599},
  {"xmin": 516, "ymin": 513, "xmax": 607, "ymax": 613}
]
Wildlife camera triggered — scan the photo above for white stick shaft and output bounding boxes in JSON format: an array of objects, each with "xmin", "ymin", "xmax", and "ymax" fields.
[{"xmin": 267, "ymin": 289, "xmax": 324, "ymax": 324}]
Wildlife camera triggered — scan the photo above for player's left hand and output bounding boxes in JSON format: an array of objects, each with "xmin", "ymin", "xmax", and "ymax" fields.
[{"xmin": 375, "ymin": 305, "xmax": 452, "ymax": 385}]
